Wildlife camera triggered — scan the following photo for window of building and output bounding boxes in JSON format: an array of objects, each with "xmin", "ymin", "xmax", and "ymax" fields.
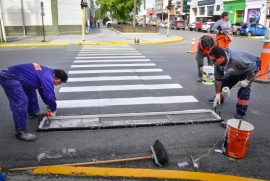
[
  {"xmin": 216, "ymin": 5, "xmax": 220, "ymax": 11},
  {"xmin": 199, "ymin": 7, "xmax": 205, "ymax": 15},
  {"xmin": 207, "ymin": 6, "xmax": 214, "ymax": 15}
]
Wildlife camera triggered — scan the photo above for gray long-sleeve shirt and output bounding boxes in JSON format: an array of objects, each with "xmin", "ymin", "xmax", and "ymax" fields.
[
  {"xmin": 214, "ymin": 49, "xmax": 260, "ymax": 81},
  {"xmin": 211, "ymin": 19, "xmax": 232, "ymax": 34}
]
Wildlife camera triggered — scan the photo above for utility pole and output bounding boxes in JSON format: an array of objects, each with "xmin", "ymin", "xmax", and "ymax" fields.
[
  {"xmin": 80, "ymin": 0, "xmax": 88, "ymax": 41},
  {"xmin": 133, "ymin": 0, "xmax": 136, "ymax": 28},
  {"xmin": 143, "ymin": 0, "xmax": 146, "ymax": 28},
  {"xmin": 0, "ymin": 0, "xmax": 7, "ymax": 42}
]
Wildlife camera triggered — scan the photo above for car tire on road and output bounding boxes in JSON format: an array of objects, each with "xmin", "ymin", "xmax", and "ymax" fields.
[
  {"xmin": 236, "ymin": 30, "xmax": 241, "ymax": 36},
  {"xmin": 247, "ymin": 32, "xmax": 252, "ymax": 37}
]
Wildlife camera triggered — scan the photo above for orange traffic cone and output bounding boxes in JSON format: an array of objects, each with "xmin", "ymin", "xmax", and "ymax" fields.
[
  {"xmin": 187, "ymin": 38, "xmax": 197, "ymax": 54},
  {"xmin": 254, "ymin": 41, "xmax": 270, "ymax": 83}
]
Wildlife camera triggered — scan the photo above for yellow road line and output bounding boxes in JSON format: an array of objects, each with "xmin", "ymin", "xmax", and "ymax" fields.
[{"xmin": 32, "ymin": 166, "xmax": 266, "ymax": 181}]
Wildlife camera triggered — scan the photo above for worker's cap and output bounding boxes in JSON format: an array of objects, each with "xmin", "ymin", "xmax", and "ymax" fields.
[{"xmin": 201, "ymin": 35, "xmax": 214, "ymax": 49}]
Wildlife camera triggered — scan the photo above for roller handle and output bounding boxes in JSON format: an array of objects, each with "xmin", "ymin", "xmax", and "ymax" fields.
[
  {"xmin": 237, "ymin": 120, "xmax": 243, "ymax": 130},
  {"xmin": 9, "ymin": 156, "xmax": 152, "ymax": 171}
]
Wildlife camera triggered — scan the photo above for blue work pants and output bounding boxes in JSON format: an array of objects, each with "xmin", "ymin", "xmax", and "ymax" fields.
[
  {"xmin": 222, "ymin": 74, "xmax": 251, "ymax": 117},
  {"xmin": 0, "ymin": 71, "xmax": 39, "ymax": 130}
]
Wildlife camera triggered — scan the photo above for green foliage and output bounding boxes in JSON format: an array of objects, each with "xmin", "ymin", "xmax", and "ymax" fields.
[{"xmin": 96, "ymin": 0, "xmax": 142, "ymax": 23}]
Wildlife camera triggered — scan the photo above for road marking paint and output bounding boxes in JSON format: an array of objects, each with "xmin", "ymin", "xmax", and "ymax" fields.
[
  {"xmin": 67, "ymin": 75, "xmax": 172, "ymax": 82},
  {"xmin": 73, "ymin": 56, "xmax": 145, "ymax": 59},
  {"xmin": 68, "ymin": 69, "xmax": 163, "ymax": 74},
  {"xmin": 32, "ymin": 166, "xmax": 266, "ymax": 181},
  {"xmin": 79, "ymin": 50, "xmax": 138, "ymax": 53},
  {"xmin": 71, "ymin": 63, "xmax": 156, "ymax": 68},
  {"xmin": 78, "ymin": 53, "xmax": 142, "ymax": 56},
  {"xmin": 60, "ymin": 84, "xmax": 182, "ymax": 92},
  {"xmin": 56, "ymin": 96, "xmax": 198, "ymax": 108},
  {"xmin": 74, "ymin": 59, "xmax": 151, "ymax": 63}
]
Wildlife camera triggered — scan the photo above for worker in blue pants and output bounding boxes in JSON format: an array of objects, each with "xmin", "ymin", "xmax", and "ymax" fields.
[
  {"xmin": 207, "ymin": 47, "xmax": 261, "ymax": 127},
  {"xmin": 0, "ymin": 63, "xmax": 68, "ymax": 141}
]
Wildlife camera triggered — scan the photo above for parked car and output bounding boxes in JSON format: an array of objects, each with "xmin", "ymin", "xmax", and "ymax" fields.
[
  {"xmin": 240, "ymin": 23, "xmax": 268, "ymax": 36},
  {"xmin": 106, "ymin": 19, "xmax": 118, "ymax": 26},
  {"xmin": 174, "ymin": 20, "xmax": 186, "ymax": 30},
  {"xmin": 201, "ymin": 22, "xmax": 215, "ymax": 33},
  {"xmin": 148, "ymin": 20, "xmax": 158, "ymax": 26},
  {"xmin": 195, "ymin": 21, "xmax": 204, "ymax": 31},
  {"xmin": 231, "ymin": 23, "xmax": 242, "ymax": 35},
  {"xmin": 188, "ymin": 22, "xmax": 196, "ymax": 31},
  {"xmin": 159, "ymin": 22, "xmax": 167, "ymax": 28}
]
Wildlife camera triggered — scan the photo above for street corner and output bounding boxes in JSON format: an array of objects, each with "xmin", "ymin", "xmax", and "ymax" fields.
[{"xmin": 31, "ymin": 166, "xmax": 267, "ymax": 181}]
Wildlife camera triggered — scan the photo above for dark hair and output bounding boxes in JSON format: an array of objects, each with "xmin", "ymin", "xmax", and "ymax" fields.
[
  {"xmin": 54, "ymin": 69, "xmax": 68, "ymax": 83},
  {"xmin": 209, "ymin": 46, "xmax": 226, "ymax": 58},
  {"xmin": 221, "ymin": 12, "xmax": 229, "ymax": 18},
  {"xmin": 201, "ymin": 35, "xmax": 214, "ymax": 48}
]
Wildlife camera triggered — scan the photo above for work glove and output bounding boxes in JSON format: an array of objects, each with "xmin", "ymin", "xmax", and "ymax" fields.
[
  {"xmin": 234, "ymin": 79, "xmax": 250, "ymax": 88},
  {"xmin": 46, "ymin": 111, "xmax": 57, "ymax": 119},
  {"xmin": 213, "ymin": 93, "xmax": 221, "ymax": 108}
]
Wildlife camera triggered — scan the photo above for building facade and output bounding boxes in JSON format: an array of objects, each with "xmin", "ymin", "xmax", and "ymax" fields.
[
  {"xmin": 0, "ymin": 0, "xmax": 95, "ymax": 36},
  {"xmin": 189, "ymin": 0, "xmax": 270, "ymax": 28}
]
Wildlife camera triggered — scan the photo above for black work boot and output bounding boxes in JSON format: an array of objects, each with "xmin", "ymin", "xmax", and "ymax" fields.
[
  {"xmin": 28, "ymin": 113, "xmax": 39, "ymax": 119},
  {"xmin": 15, "ymin": 129, "xmax": 37, "ymax": 142}
]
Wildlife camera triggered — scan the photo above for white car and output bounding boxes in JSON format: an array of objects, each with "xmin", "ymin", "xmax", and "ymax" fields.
[
  {"xmin": 201, "ymin": 22, "xmax": 215, "ymax": 33},
  {"xmin": 106, "ymin": 19, "xmax": 118, "ymax": 26}
]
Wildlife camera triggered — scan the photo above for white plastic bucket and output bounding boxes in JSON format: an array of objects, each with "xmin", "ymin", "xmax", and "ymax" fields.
[{"xmin": 202, "ymin": 66, "xmax": 215, "ymax": 85}]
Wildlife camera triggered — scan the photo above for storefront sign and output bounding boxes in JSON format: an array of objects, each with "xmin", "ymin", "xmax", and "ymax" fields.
[{"xmin": 198, "ymin": 0, "xmax": 215, "ymax": 6}]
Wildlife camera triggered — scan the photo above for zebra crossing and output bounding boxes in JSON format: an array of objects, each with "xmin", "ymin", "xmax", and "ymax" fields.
[
  {"xmin": 56, "ymin": 45, "xmax": 200, "ymax": 114},
  {"xmin": 38, "ymin": 45, "xmax": 222, "ymax": 131}
]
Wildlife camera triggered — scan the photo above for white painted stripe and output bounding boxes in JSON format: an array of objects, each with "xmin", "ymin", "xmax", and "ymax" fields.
[
  {"xmin": 68, "ymin": 75, "xmax": 172, "ymax": 82},
  {"xmin": 78, "ymin": 53, "xmax": 142, "ymax": 56},
  {"xmin": 74, "ymin": 59, "xmax": 150, "ymax": 63},
  {"xmin": 60, "ymin": 84, "xmax": 182, "ymax": 92},
  {"xmin": 263, "ymin": 48, "xmax": 270, "ymax": 53},
  {"xmin": 80, "ymin": 50, "xmax": 138, "ymax": 53},
  {"xmin": 71, "ymin": 63, "xmax": 155, "ymax": 68},
  {"xmin": 74, "ymin": 56, "xmax": 145, "ymax": 59},
  {"xmin": 56, "ymin": 96, "xmax": 198, "ymax": 108},
  {"xmin": 68, "ymin": 69, "xmax": 163, "ymax": 74},
  {"xmin": 82, "ymin": 47, "xmax": 132, "ymax": 50}
]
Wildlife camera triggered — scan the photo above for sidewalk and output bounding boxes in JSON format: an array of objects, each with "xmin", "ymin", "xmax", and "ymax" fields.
[{"xmin": 0, "ymin": 26, "xmax": 183, "ymax": 46}]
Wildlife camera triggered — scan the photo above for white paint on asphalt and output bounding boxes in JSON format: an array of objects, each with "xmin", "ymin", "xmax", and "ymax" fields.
[
  {"xmin": 68, "ymin": 69, "xmax": 163, "ymax": 74},
  {"xmin": 78, "ymin": 53, "xmax": 142, "ymax": 56},
  {"xmin": 71, "ymin": 63, "xmax": 156, "ymax": 68},
  {"xmin": 79, "ymin": 50, "xmax": 138, "ymax": 53},
  {"xmin": 67, "ymin": 75, "xmax": 172, "ymax": 82},
  {"xmin": 56, "ymin": 96, "xmax": 198, "ymax": 108},
  {"xmin": 74, "ymin": 59, "xmax": 151, "ymax": 63},
  {"xmin": 59, "ymin": 84, "xmax": 182, "ymax": 92},
  {"xmin": 74, "ymin": 56, "xmax": 145, "ymax": 59}
]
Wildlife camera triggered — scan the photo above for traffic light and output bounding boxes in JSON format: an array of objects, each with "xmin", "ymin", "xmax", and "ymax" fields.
[
  {"xmin": 168, "ymin": 0, "xmax": 172, "ymax": 9},
  {"xmin": 80, "ymin": 0, "xmax": 88, "ymax": 9}
]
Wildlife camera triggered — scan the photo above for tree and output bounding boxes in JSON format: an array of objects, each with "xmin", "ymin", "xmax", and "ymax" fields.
[{"xmin": 96, "ymin": 0, "xmax": 142, "ymax": 24}]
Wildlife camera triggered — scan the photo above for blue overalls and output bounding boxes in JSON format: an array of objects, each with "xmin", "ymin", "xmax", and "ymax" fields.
[{"xmin": 0, "ymin": 63, "xmax": 56, "ymax": 131}]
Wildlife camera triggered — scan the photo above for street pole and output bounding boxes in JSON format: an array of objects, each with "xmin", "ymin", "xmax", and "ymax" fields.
[
  {"xmin": 133, "ymin": 0, "xmax": 136, "ymax": 28},
  {"xmin": 167, "ymin": 9, "xmax": 170, "ymax": 37},
  {"xmin": 143, "ymin": 0, "xmax": 146, "ymax": 28},
  {"xmin": 0, "ymin": 0, "xmax": 7, "ymax": 42},
  {"xmin": 41, "ymin": 2, "xmax": 45, "ymax": 42},
  {"xmin": 81, "ymin": 3, "xmax": 85, "ymax": 41}
]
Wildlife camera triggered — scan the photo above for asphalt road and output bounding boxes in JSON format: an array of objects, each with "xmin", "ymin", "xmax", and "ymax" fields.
[{"xmin": 0, "ymin": 29, "xmax": 269, "ymax": 180}]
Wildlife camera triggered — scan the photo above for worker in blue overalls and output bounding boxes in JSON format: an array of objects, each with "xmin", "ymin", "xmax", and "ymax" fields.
[{"xmin": 0, "ymin": 63, "xmax": 68, "ymax": 141}]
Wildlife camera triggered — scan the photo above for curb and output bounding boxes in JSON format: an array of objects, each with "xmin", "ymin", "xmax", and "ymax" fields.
[
  {"xmin": 0, "ymin": 35, "xmax": 183, "ymax": 47},
  {"xmin": 31, "ymin": 166, "xmax": 266, "ymax": 181},
  {"xmin": 0, "ymin": 43, "xmax": 70, "ymax": 47}
]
